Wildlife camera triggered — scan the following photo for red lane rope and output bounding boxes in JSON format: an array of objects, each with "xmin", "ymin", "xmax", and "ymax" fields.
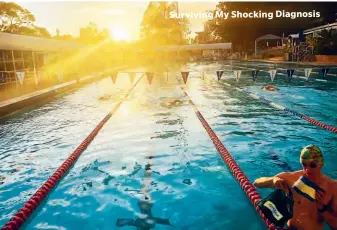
[
  {"xmin": 179, "ymin": 84, "xmax": 285, "ymax": 230},
  {"xmin": 2, "ymin": 75, "xmax": 143, "ymax": 230}
]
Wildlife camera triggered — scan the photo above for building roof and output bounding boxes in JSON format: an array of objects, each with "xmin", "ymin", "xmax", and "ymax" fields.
[
  {"xmin": 0, "ymin": 32, "xmax": 84, "ymax": 52},
  {"xmin": 255, "ymin": 34, "xmax": 282, "ymax": 41},
  {"xmin": 287, "ymin": 22, "xmax": 337, "ymax": 39},
  {"xmin": 288, "ymin": 34, "xmax": 299, "ymax": 39},
  {"xmin": 154, "ymin": 43, "xmax": 232, "ymax": 51},
  {"xmin": 304, "ymin": 22, "xmax": 337, "ymax": 35}
]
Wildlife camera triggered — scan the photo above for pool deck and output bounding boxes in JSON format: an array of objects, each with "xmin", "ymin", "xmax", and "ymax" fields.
[
  {"xmin": 248, "ymin": 58, "xmax": 337, "ymax": 66},
  {"xmin": 0, "ymin": 66, "xmax": 127, "ymax": 118}
]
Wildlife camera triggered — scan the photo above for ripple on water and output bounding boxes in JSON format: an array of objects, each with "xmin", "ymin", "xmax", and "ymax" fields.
[{"xmin": 1, "ymin": 64, "xmax": 337, "ymax": 229}]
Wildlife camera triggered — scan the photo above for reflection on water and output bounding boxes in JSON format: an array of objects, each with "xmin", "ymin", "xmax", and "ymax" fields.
[{"xmin": 0, "ymin": 63, "xmax": 336, "ymax": 230}]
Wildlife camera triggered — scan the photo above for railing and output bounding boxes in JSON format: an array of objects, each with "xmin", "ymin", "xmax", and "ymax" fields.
[
  {"xmin": 228, "ymin": 52, "xmax": 241, "ymax": 60},
  {"xmin": 292, "ymin": 43, "xmax": 314, "ymax": 62}
]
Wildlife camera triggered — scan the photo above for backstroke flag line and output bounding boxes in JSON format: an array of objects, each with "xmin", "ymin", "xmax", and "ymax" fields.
[
  {"xmin": 37, "ymin": 72, "xmax": 43, "ymax": 85},
  {"xmin": 129, "ymin": 72, "xmax": 136, "ymax": 83},
  {"xmin": 286, "ymin": 69, "xmax": 295, "ymax": 81},
  {"xmin": 146, "ymin": 72, "xmax": 154, "ymax": 84},
  {"xmin": 269, "ymin": 70, "xmax": 277, "ymax": 82},
  {"xmin": 16, "ymin": 72, "xmax": 25, "ymax": 85},
  {"xmin": 111, "ymin": 72, "xmax": 118, "ymax": 84},
  {"xmin": 233, "ymin": 70, "xmax": 242, "ymax": 82},
  {"xmin": 252, "ymin": 70, "xmax": 259, "ymax": 82},
  {"xmin": 321, "ymin": 68, "xmax": 329, "ymax": 79},
  {"xmin": 304, "ymin": 68, "xmax": 312, "ymax": 80},
  {"xmin": 57, "ymin": 72, "xmax": 63, "ymax": 82},
  {"xmin": 216, "ymin": 71, "xmax": 224, "ymax": 81},
  {"xmin": 181, "ymin": 72, "xmax": 189, "ymax": 84}
]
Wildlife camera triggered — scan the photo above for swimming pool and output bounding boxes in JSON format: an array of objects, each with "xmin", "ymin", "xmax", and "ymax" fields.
[{"xmin": 1, "ymin": 61, "xmax": 336, "ymax": 229}]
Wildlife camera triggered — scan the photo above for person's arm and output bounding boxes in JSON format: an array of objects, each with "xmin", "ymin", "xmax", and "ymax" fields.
[
  {"xmin": 321, "ymin": 188, "xmax": 337, "ymax": 230},
  {"xmin": 253, "ymin": 177, "xmax": 275, "ymax": 188},
  {"xmin": 254, "ymin": 172, "xmax": 292, "ymax": 194},
  {"xmin": 254, "ymin": 172, "xmax": 288, "ymax": 188}
]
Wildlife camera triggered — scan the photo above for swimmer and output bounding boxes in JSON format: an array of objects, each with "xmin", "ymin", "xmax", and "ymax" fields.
[
  {"xmin": 161, "ymin": 99, "xmax": 184, "ymax": 108},
  {"xmin": 254, "ymin": 145, "xmax": 337, "ymax": 230},
  {"xmin": 168, "ymin": 99, "xmax": 183, "ymax": 105},
  {"xmin": 262, "ymin": 85, "xmax": 279, "ymax": 92},
  {"xmin": 98, "ymin": 94, "xmax": 112, "ymax": 101}
]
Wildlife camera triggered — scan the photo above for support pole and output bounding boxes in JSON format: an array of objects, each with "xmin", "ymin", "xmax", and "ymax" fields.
[
  {"xmin": 21, "ymin": 51, "xmax": 25, "ymax": 70},
  {"xmin": 12, "ymin": 50, "xmax": 18, "ymax": 89},
  {"xmin": 2, "ymin": 51, "xmax": 6, "ymax": 72},
  {"xmin": 255, "ymin": 40, "xmax": 257, "ymax": 56},
  {"xmin": 2, "ymin": 51, "xmax": 8, "ymax": 92},
  {"xmin": 32, "ymin": 51, "xmax": 37, "ymax": 85}
]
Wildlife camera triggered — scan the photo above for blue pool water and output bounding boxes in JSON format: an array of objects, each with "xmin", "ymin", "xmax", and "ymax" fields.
[{"xmin": 0, "ymin": 62, "xmax": 336, "ymax": 230}]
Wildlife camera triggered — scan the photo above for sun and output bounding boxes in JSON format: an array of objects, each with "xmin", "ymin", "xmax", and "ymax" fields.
[{"xmin": 110, "ymin": 25, "xmax": 130, "ymax": 41}]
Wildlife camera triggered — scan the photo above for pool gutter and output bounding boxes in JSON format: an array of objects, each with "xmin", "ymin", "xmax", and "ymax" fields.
[
  {"xmin": 0, "ymin": 66, "xmax": 127, "ymax": 118},
  {"xmin": 247, "ymin": 59, "xmax": 337, "ymax": 67}
]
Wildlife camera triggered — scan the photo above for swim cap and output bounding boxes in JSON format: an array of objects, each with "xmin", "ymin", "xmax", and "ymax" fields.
[{"xmin": 300, "ymin": 144, "xmax": 324, "ymax": 164}]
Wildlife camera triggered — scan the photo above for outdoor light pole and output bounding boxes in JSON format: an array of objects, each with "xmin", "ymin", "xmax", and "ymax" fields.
[{"xmin": 255, "ymin": 40, "xmax": 257, "ymax": 56}]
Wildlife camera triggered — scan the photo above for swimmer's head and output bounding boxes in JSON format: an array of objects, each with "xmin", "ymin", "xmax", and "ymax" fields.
[
  {"xmin": 300, "ymin": 145, "xmax": 324, "ymax": 176},
  {"xmin": 262, "ymin": 85, "xmax": 279, "ymax": 91}
]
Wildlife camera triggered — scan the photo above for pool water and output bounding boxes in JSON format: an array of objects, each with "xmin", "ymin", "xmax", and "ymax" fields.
[{"xmin": 1, "ymin": 62, "xmax": 336, "ymax": 230}]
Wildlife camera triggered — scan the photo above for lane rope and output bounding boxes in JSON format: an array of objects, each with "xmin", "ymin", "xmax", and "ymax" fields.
[
  {"xmin": 2, "ymin": 74, "xmax": 144, "ymax": 230},
  {"xmin": 178, "ymin": 82, "xmax": 285, "ymax": 230},
  {"xmin": 219, "ymin": 81, "xmax": 337, "ymax": 135}
]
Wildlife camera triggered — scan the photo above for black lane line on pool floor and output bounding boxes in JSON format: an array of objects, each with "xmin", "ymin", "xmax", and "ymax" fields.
[
  {"xmin": 2, "ymin": 74, "xmax": 144, "ymax": 230},
  {"xmin": 175, "ymin": 76, "xmax": 283, "ymax": 230},
  {"xmin": 116, "ymin": 142, "xmax": 172, "ymax": 229}
]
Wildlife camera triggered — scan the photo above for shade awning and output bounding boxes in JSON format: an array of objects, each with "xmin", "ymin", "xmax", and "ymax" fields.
[
  {"xmin": 0, "ymin": 32, "xmax": 84, "ymax": 52},
  {"xmin": 154, "ymin": 43, "xmax": 232, "ymax": 52},
  {"xmin": 288, "ymin": 34, "xmax": 299, "ymax": 39},
  {"xmin": 255, "ymin": 34, "xmax": 282, "ymax": 42}
]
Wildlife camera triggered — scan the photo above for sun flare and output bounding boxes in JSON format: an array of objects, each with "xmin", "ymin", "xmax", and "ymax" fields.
[{"xmin": 110, "ymin": 25, "xmax": 130, "ymax": 41}]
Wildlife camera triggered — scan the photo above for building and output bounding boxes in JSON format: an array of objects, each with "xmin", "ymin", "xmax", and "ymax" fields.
[
  {"xmin": 154, "ymin": 43, "xmax": 232, "ymax": 61},
  {"xmin": 288, "ymin": 22, "xmax": 337, "ymax": 46},
  {"xmin": 0, "ymin": 32, "xmax": 83, "ymax": 87}
]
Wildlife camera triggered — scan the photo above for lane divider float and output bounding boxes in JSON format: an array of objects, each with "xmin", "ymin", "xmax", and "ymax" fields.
[
  {"xmin": 2, "ymin": 74, "xmax": 144, "ymax": 230},
  {"xmin": 178, "ymin": 80, "xmax": 285, "ymax": 230}
]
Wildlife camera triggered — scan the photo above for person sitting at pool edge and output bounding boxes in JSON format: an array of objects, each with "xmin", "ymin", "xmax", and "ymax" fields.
[
  {"xmin": 262, "ymin": 85, "xmax": 279, "ymax": 92},
  {"xmin": 253, "ymin": 145, "xmax": 337, "ymax": 230}
]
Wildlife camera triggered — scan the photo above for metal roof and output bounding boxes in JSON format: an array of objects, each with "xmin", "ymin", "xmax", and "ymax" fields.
[
  {"xmin": 288, "ymin": 34, "xmax": 299, "ymax": 39},
  {"xmin": 287, "ymin": 22, "xmax": 337, "ymax": 39},
  {"xmin": 0, "ymin": 32, "xmax": 84, "ymax": 52},
  {"xmin": 255, "ymin": 34, "xmax": 282, "ymax": 41},
  {"xmin": 304, "ymin": 22, "xmax": 337, "ymax": 35},
  {"xmin": 154, "ymin": 43, "xmax": 232, "ymax": 51}
]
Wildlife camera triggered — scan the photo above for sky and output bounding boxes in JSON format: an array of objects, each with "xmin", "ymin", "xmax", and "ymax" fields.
[{"xmin": 15, "ymin": 1, "xmax": 218, "ymax": 40}]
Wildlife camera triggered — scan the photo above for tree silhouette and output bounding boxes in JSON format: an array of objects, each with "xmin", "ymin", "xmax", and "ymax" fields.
[
  {"xmin": 140, "ymin": 2, "xmax": 191, "ymax": 46},
  {"xmin": 0, "ymin": 1, "xmax": 51, "ymax": 38},
  {"xmin": 203, "ymin": 2, "xmax": 337, "ymax": 52}
]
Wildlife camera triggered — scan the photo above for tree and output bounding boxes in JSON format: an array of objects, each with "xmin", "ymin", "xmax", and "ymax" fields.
[
  {"xmin": 0, "ymin": 1, "xmax": 51, "ymax": 38},
  {"xmin": 0, "ymin": 2, "xmax": 35, "ymax": 32},
  {"xmin": 307, "ymin": 29, "xmax": 337, "ymax": 55},
  {"xmin": 78, "ymin": 22, "xmax": 110, "ymax": 44},
  {"xmin": 140, "ymin": 1, "xmax": 191, "ymax": 46},
  {"xmin": 203, "ymin": 2, "xmax": 337, "ymax": 52}
]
